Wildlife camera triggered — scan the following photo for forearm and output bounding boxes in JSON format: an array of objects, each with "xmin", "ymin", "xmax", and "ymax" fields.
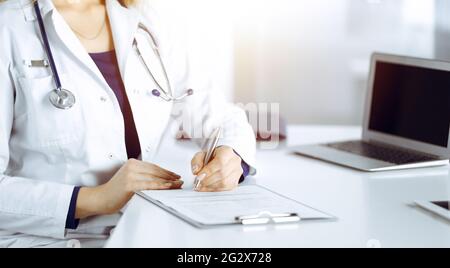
[
  {"xmin": 75, "ymin": 186, "xmax": 105, "ymax": 219},
  {"xmin": 74, "ymin": 160, "xmax": 183, "ymax": 220}
]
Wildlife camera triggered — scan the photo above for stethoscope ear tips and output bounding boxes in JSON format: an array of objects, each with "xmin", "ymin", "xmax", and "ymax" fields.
[
  {"xmin": 151, "ymin": 88, "xmax": 194, "ymax": 102},
  {"xmin": 151, "ymin": 89, "xmax": 161, "ymax": 97}
]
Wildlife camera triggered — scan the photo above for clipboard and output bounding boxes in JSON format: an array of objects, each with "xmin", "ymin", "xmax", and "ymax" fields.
[{"xmin": 137, "ymin": 185, "xmax": 336, "ymax": 228}]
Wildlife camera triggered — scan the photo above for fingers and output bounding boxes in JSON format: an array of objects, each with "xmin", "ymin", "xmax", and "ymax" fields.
[
  {"xmin": 194, "ymin": 147, "xmax": 242, "ymax": 190},
  {"xmin": 132, "ymin": 177, "xmax": 184, "ymax": 191},
  {"xmin": 195, "ymin": 154, "xmax": 243, "ymax": 192},
  {"xmin": 197, "ymin": 169, "xmax": 242, "ymax": 192},
  {"xmin": 196, "ymin": 157, "xmax": 224, "ymax": 179},
  {"xmin": 191, "ymin": 151, "xmax": 206, "ymax": 175},
  {"xmin": 197, "ymin": 168, "xmax": 233, "ymax": 189},
  {"xmin": 193, "ymin": 147, "xmax": 235, "ymax": 176},
  {"xmin": 127, "ymin": 159, "xmax": 181, "ymax": 181},
  {"xmin": 197, "ymin": 150, "xmax": 242, "ymax": 180}
]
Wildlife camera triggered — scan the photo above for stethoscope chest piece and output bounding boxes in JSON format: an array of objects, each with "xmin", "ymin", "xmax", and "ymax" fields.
[{"xmin": 49, "ymin": 88, "xmax": 76, "ymax": 110}]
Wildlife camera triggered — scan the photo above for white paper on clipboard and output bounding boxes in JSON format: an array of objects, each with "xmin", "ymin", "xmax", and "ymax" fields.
[{"xmin": 137, "ymin": 185, "xmax": 336, "ymax": 228}]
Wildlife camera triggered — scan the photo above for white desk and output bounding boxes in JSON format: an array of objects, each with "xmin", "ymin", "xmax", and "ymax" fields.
[{"xmin": 105, "ymin": 125, "xmax": 450, "ymax": 248}]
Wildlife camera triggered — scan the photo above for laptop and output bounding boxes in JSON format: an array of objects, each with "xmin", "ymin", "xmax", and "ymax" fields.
[{"xmin": 292, "ymin": 53, "xmax": 450, "ymax": 172}]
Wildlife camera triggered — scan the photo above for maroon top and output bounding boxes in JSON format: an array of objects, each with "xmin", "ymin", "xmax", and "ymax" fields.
[{"xmin": 89, "ymin": 50, "xmax": 141, "ymax": 159}]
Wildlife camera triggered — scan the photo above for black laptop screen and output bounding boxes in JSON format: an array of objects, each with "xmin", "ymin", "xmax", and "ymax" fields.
[{"xmin": 368, "ymin": 61, "xmax": 450, "ymax": 147}]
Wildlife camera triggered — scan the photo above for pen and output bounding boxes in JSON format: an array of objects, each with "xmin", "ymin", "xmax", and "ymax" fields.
[{"xmin": 194, "ymin": 127, "xmax": 222, "ymax": 189}]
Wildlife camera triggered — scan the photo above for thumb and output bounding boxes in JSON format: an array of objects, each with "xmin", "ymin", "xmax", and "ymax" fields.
[{"xmin": 191, "ymin": 151, "xmax": 206, "ymax": 175}]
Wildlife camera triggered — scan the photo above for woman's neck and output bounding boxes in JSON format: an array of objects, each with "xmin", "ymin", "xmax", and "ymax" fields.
[
  {"xmin": 52, "ymin": 0, "xmax": 105, "ymax": 9},
  {"xmin": 52, "ymin": 0, "xmax": 114, "ymax": 53}
]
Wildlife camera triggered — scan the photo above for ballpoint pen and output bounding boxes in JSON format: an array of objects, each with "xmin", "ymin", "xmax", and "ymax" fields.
[{"xmin": 194, "ymin": 127, "xmax": 222, "ymax": 189}]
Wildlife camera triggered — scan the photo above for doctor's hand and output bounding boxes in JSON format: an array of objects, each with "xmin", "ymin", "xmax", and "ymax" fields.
[
  {"xmin": 191, "ymin": 146, "xmax": 244, "ymax": 192},
  {"xmin": 76, "ymin": 159, "xmax": 183, "ymax": 219}
]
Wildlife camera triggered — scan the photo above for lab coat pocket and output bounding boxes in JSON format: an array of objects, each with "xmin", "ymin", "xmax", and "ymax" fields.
[{"xmin": 17, "ymin": 74, "xmax": 84, "ymax": 148}]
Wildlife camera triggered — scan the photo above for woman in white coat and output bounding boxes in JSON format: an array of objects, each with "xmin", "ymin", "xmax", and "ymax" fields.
[{"xmin": 0, "ymin": 0, "xmax": 256, "ymax": 247}]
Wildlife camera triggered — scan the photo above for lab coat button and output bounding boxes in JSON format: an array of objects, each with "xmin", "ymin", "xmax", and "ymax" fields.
[
  {"xmin": 100, "ymin": 96, "xmax": 107, "ymax": 102},
  {"xmin": 66, "ymin": 239, "xmax": 81, "ymax": 248}
]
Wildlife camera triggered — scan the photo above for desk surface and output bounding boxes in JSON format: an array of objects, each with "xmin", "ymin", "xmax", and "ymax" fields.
[{"xmin": 105, "ymin": 125, "xmax": 450, "ymax": 248}]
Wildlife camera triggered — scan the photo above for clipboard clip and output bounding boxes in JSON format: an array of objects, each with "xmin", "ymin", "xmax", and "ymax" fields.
[{"xmin": 235, "ymin": 211, "xmax": 301, "ymax": 225}]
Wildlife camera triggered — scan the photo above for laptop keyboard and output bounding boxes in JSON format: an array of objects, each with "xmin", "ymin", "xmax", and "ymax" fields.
[{"xmin": 325, "ymin": 141, "xmax": 438, "ymax": 165}]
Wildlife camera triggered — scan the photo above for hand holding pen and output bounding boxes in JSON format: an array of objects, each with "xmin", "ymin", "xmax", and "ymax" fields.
[{"xmin": 191, "ymin": 128, "xmax": 244, "ymax": 192}]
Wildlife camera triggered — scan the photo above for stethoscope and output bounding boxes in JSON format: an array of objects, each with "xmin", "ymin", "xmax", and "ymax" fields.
[
  {"xmin": 33, "ymin": 0, "xmax": 193, "ymax": 110},
  {"xmin": 133, "ymin": 23, "xmax": 194, "ymax": 102}
]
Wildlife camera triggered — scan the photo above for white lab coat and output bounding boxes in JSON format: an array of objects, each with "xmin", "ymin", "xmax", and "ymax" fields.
[{"xmin": 0, "ymin": 0, "xmax": 256, "ymax": 248}]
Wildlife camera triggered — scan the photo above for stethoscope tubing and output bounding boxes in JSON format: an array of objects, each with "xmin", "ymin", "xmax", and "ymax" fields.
[
  {"xmin": 133, "ymin": 26, "xmax": 194, "ymax": 102},
  {"xmin": 133, "ymin": 38, "xmax": 171, "ymax": 98},
  {"xmin": 34, "ymin": 0, "xmax": 62, "ymax": 91}
]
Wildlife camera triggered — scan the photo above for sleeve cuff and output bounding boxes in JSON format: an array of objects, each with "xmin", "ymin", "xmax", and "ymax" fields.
[
  {"xmin": 216, "ymin": 141, "xmax": 256, "ymax": 176},
  {"xmin": 239, "ymin": 159, "xmax": 250, "ymax": 183},
  {"xmin": 65, "ymin": 186, "xmax": 81, "ymax": 230},
  {"xmin": 232, "ymin": 149, "xmax": 251, "ymax": 183}
]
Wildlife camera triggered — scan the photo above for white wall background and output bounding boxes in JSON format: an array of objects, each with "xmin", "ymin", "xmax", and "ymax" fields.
[
  {"xmin": 232, "ymin": 0, "xmax": 436, "ymax": 125},
  {"xmin": 147, "ymin": 0, "xmax": 437, "ymax": 125},
  {"xmin": 146, "ymin": 0, "xmax": 235, "ymax": 101}
]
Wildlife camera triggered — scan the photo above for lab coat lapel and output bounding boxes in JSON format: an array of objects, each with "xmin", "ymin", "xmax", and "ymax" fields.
[
  {"xmin": 36, "ymin": 0, "xmax": 110, "ymax": 89},
  {"xmin": 33, "ymin": 0, "xmax": 140, "ymax": 92},
  {"xmin": 53, "ymin": 16, "xmax": 107, "ymax": 84},
  {"xmin": 106, "ymin": 0, "xmax": 140, "ymax": 81}
]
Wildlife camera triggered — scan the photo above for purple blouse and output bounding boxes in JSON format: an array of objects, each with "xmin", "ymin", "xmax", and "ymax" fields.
[{"xmin": 90, "ymin": 50, "xmax": 141, "ymax": 159}]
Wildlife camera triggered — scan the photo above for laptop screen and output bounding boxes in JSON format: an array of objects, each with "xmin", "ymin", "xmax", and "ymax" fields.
[{"xmin": 368, "ymin": 61, "xmax": 450, "ymax": 147}]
